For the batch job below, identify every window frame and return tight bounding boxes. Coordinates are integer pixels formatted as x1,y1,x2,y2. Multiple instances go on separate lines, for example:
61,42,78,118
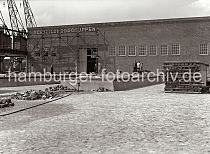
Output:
118,45,126,56
138,45,147,56
160,44,168,56
34,48,40,57
51,47,57,57
199,43,208,55
128,45,136,56
109,46,116,56
43,47,49,57
171,44,180,55
149,44,157,56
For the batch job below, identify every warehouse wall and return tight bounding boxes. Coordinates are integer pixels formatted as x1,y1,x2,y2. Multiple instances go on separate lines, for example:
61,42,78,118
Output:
101,19,210,73
28,17,210,74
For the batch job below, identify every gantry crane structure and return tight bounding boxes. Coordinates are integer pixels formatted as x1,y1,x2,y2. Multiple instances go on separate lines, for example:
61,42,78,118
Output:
7,0,27,51
21,0,38,72
23,0,37,28
0,0,29,73
0,10,9,72
7,0,25,32
0,10,7,28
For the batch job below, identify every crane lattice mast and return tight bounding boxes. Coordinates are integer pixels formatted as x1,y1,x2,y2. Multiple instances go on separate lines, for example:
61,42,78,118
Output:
23,0,37,28
0,10,10,35
0,10,6,27
7,0,25,32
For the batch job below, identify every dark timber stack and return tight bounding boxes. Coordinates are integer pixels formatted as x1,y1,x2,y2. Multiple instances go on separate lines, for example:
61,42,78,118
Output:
163,61,209,94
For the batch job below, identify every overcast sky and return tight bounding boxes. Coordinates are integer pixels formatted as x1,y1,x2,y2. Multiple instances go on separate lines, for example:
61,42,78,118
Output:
1,0,210,27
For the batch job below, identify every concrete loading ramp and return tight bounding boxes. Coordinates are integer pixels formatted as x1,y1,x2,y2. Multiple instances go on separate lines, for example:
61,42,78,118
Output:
0,75,162,91
61,76,163,91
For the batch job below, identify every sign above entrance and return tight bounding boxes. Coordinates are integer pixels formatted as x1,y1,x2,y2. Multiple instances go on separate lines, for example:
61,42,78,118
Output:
31,27,97,35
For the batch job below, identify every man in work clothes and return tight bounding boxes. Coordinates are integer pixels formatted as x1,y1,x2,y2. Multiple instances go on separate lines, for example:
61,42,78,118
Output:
137,61,141,73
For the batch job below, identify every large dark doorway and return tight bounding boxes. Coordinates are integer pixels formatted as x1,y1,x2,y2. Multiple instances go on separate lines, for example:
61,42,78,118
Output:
87,48,98,74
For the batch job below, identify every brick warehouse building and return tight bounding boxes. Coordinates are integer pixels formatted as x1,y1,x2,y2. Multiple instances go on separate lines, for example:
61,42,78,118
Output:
28,16,210,74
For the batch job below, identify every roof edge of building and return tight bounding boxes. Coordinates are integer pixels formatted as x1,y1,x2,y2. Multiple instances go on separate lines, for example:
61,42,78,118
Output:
29,16,210,30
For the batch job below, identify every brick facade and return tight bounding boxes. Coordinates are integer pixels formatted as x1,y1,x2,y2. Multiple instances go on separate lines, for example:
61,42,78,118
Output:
28,16,210,74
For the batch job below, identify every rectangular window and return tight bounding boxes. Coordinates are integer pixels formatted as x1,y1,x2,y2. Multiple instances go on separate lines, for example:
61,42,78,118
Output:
61,58,68,64
51,47,57,56
128,45,136,56
138,45,147,56
160,45,168,55
199,44,208,55
118,46,126,56
43,47,49,57
109,46,116,56
42,56,47,61
171,44,180,55
35,48,40,57
149,45,157,56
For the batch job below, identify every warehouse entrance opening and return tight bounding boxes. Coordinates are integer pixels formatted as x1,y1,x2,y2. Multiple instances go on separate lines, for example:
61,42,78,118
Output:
87,48,98,74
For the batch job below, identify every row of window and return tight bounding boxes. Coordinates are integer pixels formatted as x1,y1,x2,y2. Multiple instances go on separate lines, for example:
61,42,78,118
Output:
34,47,57,57
109,44,180,56
109,44,209,56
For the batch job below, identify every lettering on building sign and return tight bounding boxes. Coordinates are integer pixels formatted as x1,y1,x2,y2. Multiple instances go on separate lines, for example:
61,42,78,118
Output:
32,27,97,35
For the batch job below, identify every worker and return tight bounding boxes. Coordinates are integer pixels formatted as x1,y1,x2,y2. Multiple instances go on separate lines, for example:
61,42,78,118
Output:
50,64,54,74
98,62,101,74
137,61,141,73
94,63,98,73
31,64,34,73
140,63,144,74
134,61,137,72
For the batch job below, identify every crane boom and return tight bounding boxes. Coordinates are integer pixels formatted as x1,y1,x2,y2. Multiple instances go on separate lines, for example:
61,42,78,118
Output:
7,0,25,32
0,10,6,27
0,10,10,35
23,0,37,28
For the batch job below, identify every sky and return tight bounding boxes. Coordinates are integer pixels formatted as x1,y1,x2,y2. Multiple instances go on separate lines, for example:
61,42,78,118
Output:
1,0,210,27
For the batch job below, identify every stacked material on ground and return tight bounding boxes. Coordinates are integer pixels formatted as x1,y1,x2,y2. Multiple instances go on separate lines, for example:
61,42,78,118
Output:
0,98,14,108
12,85,73,100
93,87,111,92
163,61,209,94
48,85,74,92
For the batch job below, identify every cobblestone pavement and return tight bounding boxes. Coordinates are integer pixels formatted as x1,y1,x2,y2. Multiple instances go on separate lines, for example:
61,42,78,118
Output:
0,84,210,154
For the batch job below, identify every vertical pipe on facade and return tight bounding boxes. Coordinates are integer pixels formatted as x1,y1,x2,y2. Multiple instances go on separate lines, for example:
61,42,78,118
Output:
58,29,61,73
76,32,79,73
50,34,53,67
41,34,44,73
96,30,98,74
66,36,69,64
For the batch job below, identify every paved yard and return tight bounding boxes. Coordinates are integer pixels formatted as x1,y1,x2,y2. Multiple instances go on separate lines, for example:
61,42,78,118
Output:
0,84,210,154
